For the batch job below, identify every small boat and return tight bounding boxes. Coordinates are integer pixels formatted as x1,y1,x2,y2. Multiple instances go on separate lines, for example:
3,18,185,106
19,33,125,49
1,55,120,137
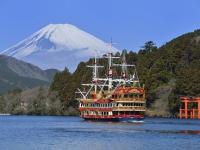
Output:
76,47,146,122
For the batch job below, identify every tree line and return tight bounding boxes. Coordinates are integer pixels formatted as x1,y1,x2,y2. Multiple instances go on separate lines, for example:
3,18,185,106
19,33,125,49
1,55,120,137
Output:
1,29,200,116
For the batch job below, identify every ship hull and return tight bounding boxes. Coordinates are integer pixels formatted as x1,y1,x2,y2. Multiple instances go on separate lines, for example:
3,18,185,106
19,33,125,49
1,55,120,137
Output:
81,115,144,122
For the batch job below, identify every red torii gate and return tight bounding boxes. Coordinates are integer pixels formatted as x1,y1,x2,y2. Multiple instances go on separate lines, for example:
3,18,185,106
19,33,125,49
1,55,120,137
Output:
180,96,200,119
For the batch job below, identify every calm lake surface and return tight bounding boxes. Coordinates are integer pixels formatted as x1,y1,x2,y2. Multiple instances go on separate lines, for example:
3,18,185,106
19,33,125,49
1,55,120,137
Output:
0,116,200,150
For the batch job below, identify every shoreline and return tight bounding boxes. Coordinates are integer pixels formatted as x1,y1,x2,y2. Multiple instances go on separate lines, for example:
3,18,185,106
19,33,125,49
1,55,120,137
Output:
0,113,11,116
0,114,180,119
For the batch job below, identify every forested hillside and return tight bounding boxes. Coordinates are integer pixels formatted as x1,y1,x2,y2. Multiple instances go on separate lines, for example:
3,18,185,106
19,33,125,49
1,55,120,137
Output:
49,29,200,117
0,55,58,94
1,29,200,116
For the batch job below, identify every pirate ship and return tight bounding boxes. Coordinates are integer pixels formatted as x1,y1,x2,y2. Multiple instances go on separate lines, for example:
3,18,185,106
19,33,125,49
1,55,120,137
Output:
76,47,146,122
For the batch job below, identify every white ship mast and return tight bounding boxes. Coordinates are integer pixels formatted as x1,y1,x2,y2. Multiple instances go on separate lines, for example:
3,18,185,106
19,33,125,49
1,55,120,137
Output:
76,41,141,100
87,54,104,94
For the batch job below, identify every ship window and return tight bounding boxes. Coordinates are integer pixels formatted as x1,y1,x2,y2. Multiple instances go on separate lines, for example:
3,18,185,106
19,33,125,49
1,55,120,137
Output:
112,95,117,99
132,93,137,97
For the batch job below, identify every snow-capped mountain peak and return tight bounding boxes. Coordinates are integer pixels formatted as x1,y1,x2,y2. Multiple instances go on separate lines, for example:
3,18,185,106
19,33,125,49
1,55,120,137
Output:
1,24,119,71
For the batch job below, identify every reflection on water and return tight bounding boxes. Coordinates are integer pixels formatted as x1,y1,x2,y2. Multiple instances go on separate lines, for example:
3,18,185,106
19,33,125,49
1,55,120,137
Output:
140,129,200,135
0,116,200,150
179,130,200,135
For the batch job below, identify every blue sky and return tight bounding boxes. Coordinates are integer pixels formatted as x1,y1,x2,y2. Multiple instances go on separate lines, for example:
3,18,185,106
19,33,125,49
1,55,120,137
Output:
0,0,200,51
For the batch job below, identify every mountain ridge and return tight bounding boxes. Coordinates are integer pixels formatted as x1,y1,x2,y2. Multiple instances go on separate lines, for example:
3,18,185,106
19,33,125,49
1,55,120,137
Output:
0,55,58,94
1,24,119,71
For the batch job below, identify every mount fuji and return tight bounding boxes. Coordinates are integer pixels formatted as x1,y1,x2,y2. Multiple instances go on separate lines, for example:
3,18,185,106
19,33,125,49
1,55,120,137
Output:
1,24,118,71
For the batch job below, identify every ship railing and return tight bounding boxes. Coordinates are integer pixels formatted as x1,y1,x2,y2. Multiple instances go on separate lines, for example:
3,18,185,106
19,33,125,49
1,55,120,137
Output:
114,98,145,102
113,106,146,111
79,107,112,111
113,114,144,118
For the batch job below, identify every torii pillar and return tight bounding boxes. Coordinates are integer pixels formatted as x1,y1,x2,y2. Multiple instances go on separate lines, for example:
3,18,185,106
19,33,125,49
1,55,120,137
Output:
184,99,188,119
197,97,200,119
180,97,189,119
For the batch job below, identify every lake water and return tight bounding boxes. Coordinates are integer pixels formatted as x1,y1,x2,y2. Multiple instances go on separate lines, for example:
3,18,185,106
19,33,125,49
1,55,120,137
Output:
0,116,200,150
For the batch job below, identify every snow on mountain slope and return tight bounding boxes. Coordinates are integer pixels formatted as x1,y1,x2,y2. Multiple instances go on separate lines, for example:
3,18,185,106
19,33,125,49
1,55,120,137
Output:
1,24,119,71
